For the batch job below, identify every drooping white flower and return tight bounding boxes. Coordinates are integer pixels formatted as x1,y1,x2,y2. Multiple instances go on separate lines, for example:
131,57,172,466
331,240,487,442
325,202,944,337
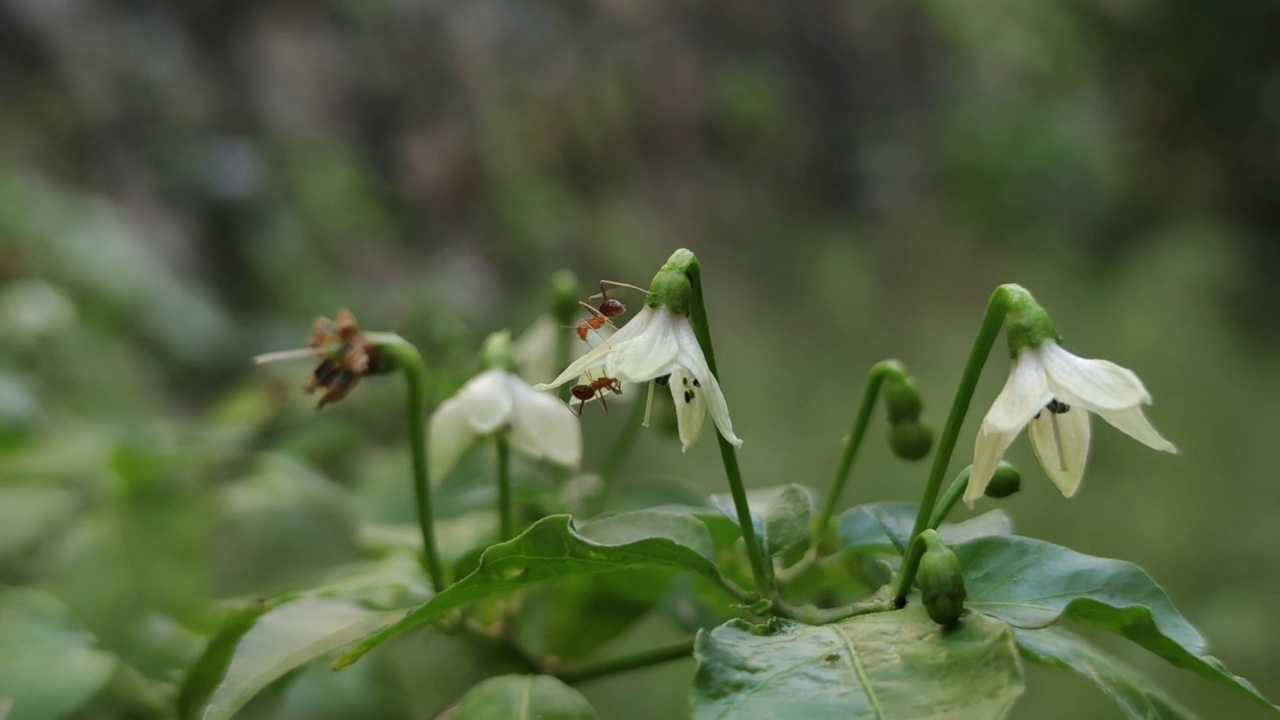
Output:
966,340,1176,507
429,369,581,483
535,305,741,451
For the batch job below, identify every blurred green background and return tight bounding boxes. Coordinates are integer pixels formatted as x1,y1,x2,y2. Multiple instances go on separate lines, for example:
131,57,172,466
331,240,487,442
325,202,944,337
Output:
2,0,1278,718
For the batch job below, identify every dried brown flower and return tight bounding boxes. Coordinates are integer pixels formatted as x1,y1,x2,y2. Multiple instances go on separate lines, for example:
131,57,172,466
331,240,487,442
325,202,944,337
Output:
302,310,380,408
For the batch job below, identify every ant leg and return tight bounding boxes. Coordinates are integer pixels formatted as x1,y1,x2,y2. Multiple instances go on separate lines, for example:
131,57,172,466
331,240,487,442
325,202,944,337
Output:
598,390,609,414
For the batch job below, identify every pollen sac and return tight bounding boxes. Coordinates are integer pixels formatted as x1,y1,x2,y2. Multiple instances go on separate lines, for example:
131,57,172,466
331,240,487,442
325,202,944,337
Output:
917,530,967,627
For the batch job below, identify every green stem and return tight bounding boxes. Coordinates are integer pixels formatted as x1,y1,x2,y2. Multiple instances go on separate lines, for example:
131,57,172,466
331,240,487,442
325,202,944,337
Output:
496,435,513,541
891,287,1017,606
685,259,773,597
926,467,972,531
370,334,447,592
811,360,907,550
558,639,697,684
774,594,895,625
600,392,647,482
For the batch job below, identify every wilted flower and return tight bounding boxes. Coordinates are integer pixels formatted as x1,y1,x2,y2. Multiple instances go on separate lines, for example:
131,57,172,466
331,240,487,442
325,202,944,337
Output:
966,340,1176,507
254,310,380,408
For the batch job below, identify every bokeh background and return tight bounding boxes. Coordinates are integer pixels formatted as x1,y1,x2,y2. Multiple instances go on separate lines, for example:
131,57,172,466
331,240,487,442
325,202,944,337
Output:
2,0,1279,718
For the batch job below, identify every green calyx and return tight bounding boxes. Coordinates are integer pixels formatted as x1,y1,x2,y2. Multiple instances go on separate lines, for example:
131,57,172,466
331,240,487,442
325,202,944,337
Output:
645,248,697,316
479,330,516,372
999,284,1061,356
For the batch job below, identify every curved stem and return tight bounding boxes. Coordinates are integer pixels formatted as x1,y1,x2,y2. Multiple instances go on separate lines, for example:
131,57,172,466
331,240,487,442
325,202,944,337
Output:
371,334,448,592
811,360,907,550
926,466,972,531
891,287,1017,606
496,435,513,541
558,639,696,684
685,260,773,597
774,593,895,625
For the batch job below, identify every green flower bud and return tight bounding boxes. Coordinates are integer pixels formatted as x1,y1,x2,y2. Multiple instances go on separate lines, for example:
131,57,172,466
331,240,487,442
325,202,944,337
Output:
984,461,1022,499
549,269,580,326
479,330,516,372
883,374,924,423
917,529,966,627
889,420,933,461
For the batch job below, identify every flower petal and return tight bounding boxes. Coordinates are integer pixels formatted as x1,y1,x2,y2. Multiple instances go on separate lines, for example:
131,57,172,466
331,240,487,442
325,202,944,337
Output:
461,369,515,434
673,320,741,447
668,369,709,451
512,316,561,385
1094,406,1178,453
535,307,656,391
605,308,680,382
983,350,1053,433
428,394,478,484
509,383,582,468
1039,342,1152,411
1028,405,1091,498
966,426,1019,508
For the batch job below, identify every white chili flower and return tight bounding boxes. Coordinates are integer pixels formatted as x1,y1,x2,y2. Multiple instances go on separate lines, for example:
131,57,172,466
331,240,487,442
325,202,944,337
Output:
966,340,1176,507
430,368,582,483
536,305,741,451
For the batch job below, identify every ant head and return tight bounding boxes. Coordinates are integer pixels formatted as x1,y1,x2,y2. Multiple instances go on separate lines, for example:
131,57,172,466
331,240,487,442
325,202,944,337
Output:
571,384,596,401
599,298,625,317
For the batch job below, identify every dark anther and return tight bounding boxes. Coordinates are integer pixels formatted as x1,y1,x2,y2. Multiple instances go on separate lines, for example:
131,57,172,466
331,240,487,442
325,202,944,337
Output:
1046,399,1070,414
692,378,701,387
683,390,695,404
655,374,671,386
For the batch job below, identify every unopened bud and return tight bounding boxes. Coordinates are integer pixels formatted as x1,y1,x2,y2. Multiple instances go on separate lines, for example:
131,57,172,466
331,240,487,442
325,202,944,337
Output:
480,330,515,372
883,375,924,424
889,420,933,461
917,529,966,627
984,461,1022,499
550,270,580,325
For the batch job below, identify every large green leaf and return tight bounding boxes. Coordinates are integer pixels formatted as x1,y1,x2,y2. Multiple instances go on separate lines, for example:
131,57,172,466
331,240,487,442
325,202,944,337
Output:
334,513,728,669
0,589,118,720
447,675,597,719
690,606,1025,719
178,599,280,720
956,535,1279,713
712,485,813,558
1014,626,1195,720
195,598,399,720
839,501,1013,555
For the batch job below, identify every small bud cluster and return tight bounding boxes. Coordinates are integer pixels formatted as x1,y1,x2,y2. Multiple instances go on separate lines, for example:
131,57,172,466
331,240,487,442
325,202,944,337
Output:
883,374,933,460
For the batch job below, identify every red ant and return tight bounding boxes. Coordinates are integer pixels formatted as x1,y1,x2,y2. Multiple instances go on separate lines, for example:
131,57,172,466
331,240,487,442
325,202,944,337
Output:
574,280,648,342
570,375,623,416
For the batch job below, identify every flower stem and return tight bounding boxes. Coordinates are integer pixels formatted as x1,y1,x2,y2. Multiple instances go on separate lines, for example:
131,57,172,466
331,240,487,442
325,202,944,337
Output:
890,286,1019,606
369,334,447,592
496,435,514,541
557,639,696,684
685,258,773,597
811,360,907,550
601,393,647,482
926,466,972,531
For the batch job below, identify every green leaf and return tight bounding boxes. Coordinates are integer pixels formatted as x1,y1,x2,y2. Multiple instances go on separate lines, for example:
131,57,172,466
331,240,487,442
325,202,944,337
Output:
577,510,716,562
197,598,399,720
1014,626,1195,720
956,535,1279,713
691,606,1024,719
0,484,78,562
448,675,597,719
178,599,279,720
0,589,118,720
712,485,813,557
838,501,1012,555
334,514,728,669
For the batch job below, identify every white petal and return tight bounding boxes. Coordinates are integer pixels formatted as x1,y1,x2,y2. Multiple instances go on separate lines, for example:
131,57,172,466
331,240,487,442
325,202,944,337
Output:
672,319,741,447
668,369,709,451
1039,342,1152,411
966,427,1019,508
605,308,680,382
508,383,582,468
428,394,478,484
1028,405,1091,498
1094,406,1178,453
512,316,561,385
983,350,1053,433
535,307,656,390
460,369,516,433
